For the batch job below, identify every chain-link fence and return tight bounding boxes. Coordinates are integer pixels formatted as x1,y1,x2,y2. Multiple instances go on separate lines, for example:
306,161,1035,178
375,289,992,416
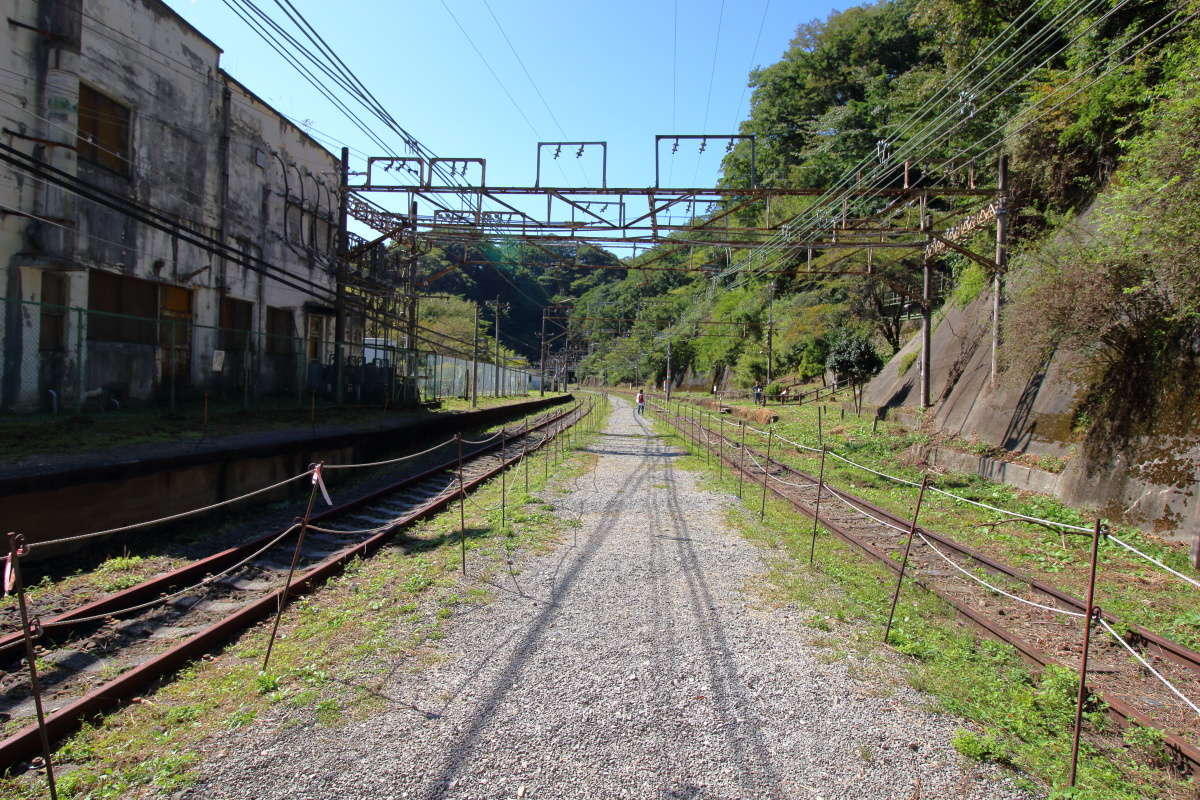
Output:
0,297,538,414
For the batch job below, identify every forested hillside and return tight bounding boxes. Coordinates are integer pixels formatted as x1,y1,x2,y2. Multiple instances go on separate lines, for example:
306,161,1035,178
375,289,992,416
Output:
568,0,1197,424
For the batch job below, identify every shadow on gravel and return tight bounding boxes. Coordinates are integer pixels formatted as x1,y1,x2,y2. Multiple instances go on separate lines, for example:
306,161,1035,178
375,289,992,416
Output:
417,413,658,800
660,445,786,799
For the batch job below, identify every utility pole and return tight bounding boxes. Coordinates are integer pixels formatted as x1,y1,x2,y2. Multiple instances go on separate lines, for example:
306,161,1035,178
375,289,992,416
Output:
334,147,349,404
404,200,419,405
991,154,1008,388
470,301,479,408
493,293,502,398
665,338,672,402
766,282,775,384
539,309,546,397
920,193,932,409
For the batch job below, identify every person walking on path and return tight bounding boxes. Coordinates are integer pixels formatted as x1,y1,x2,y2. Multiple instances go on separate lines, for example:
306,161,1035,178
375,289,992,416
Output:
636,390,646,415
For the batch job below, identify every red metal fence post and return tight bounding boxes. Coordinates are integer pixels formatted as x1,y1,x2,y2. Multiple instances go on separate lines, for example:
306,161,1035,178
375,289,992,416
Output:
809,446,827,564
457,434,467,574
883,475,930,644
759,427,774,521
263,463,321,671
737,422,747,499
1069,519,1105,787
6,533,58,800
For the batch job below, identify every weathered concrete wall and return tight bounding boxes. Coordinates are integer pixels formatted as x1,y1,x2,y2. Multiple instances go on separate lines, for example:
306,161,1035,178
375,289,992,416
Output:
865,292,1198,549
0,0,340,411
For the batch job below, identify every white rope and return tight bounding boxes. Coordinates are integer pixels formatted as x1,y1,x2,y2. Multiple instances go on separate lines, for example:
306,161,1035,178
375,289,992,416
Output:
916,531,1085,618
1106,534,1200,591
926,484,1092,533
826,450,923,488
43,523,302,627
767,470,818,490
323,438,453,470
1098,617,1200,718
824,485,912,534
773,432,823,454
461,431,504,445
28,470,315,551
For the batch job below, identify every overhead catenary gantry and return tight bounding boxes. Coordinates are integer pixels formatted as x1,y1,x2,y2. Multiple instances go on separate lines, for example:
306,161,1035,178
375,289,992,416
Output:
340,138,1009,408
344,135,999,266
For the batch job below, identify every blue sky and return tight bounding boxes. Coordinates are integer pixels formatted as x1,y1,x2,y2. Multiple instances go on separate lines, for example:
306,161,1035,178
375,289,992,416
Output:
165,0,842,191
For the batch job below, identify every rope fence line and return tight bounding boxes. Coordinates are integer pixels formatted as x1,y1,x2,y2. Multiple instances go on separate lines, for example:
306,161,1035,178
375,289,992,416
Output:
1098,617,1200,719
915,531,1086,618
1107,533,1200,591
677,395,1096,533
322,438,453,471
28,471,315,551
41,524,302,628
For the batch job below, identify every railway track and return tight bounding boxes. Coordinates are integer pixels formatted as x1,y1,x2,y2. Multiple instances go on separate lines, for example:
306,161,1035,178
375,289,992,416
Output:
651,398,1200,775
0,399,592,770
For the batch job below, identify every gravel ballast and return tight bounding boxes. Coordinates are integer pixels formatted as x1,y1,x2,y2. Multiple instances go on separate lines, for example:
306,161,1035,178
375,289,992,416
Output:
179,396,1031,800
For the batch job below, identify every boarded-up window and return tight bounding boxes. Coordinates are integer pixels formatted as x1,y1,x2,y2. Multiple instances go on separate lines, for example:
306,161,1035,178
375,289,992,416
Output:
77,84,130,175
219,297,253,352
313,217,331,254
286,203,304,245
160,286,192,380
40,273,67,351
265,307,295,354
87,270,155,343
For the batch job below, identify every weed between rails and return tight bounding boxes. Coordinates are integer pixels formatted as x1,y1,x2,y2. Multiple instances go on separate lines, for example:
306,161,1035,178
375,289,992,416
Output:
653,414,1193,800
0,399,611,800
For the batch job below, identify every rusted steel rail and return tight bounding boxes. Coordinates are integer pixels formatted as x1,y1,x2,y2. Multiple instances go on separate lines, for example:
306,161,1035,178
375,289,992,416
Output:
0,401,591,770
651,397,1200,775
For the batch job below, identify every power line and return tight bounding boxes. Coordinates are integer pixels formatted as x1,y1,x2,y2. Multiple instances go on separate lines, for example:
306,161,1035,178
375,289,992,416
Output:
478,0,586,185
732,0,770,131
438,0,541,139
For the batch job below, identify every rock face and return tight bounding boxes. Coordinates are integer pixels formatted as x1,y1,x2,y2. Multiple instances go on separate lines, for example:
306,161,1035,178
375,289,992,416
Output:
864,293,1199,550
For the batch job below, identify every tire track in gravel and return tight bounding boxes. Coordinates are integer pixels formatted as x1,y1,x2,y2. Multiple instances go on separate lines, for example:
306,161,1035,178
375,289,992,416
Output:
655,436,785,799
418,422,661,798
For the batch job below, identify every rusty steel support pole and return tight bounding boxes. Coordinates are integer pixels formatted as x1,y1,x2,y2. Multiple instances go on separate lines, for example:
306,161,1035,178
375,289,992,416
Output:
500,430,507,531
883,476,931,644
457,435,467,574
809,446,827,564
7,533,58,800
818,404,824,447
1069,519,1105,787
263,466,320,671
523,434,530,495
737,422,747,498
759,427,774,521
718,416,725,478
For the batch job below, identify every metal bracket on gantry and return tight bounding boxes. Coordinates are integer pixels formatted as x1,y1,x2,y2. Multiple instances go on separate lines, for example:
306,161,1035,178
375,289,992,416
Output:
535,141,608,188
429,158,486,188
356,156,427,189
655,134,756,189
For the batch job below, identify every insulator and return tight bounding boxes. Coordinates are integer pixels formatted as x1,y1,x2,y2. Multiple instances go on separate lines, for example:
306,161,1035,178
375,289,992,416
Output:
671,138,679,154
698,139,707,154
576,146,585,158
554,145,562,159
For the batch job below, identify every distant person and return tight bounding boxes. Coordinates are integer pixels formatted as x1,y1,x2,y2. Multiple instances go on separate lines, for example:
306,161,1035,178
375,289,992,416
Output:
753,382,763,406
636,390,645,415
779,386,789,403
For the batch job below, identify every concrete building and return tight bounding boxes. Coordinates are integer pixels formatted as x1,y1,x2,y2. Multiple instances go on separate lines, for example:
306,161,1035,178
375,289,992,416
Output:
0,0,349,412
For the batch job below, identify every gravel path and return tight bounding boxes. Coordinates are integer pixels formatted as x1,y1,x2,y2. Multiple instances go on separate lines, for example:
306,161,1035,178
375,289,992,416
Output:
179,396,1032,800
